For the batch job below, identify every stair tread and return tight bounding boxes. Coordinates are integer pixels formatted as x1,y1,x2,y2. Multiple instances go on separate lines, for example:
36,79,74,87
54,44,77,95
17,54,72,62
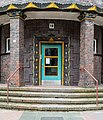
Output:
0,87,103,93
0,102,102,107
0,86,103,111
0,96,103,101
0,103,101,111
0,91,103,95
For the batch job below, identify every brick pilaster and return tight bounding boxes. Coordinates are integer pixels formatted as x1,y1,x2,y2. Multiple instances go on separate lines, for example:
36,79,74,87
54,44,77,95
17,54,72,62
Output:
0,25,2,83
8,11,26,86
78,12,96,87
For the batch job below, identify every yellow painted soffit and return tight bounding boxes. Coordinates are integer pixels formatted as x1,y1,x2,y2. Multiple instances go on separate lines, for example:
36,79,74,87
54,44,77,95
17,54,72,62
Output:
67,3,80,10
25,2,38,9
88,5,97,12
7,4,18,11
46,2,59,9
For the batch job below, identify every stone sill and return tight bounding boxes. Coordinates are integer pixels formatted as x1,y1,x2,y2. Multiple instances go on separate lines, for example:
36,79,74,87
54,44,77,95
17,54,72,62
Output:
0,52,10,56
94,54,103,57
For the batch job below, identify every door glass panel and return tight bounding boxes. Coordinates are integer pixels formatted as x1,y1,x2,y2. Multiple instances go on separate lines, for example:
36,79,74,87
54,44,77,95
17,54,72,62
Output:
45,47,58,76
45,58,58,66
45,48,58,56
45,67,58,76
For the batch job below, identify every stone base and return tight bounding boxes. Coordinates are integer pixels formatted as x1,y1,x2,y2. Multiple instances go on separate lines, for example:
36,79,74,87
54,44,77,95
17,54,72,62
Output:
78,79,95,88
78,79,85,87
42,80,61,86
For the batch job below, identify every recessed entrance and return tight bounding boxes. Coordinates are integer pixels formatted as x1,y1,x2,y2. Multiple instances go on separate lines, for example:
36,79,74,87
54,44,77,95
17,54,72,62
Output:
41,43,62,86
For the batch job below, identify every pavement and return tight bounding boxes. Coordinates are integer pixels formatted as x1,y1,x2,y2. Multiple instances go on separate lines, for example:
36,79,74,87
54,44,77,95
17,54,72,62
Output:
0,109,103,120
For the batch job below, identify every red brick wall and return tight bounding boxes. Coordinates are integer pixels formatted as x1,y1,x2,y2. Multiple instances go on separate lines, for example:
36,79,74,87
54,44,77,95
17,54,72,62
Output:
94,25,102,84
0,24,10,83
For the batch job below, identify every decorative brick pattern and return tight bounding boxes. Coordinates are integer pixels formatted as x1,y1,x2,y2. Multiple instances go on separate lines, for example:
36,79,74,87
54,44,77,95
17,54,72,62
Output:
70,34,80,86
24,20,80,86
33,37,39,85
64,38,70,85
24,37,33,85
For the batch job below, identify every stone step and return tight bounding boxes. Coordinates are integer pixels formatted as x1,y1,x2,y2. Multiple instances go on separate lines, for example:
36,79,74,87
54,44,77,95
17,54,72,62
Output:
0,102,102,111
0,86,103,93
0,96,103,104
0,86,103,111
0,91,103,98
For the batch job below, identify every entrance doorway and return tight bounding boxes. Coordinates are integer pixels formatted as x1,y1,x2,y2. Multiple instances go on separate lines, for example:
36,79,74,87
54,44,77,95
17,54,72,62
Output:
41,43,62,86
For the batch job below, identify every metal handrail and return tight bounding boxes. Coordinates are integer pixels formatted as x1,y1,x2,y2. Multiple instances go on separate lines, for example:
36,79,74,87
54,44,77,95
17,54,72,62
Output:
80,67,98,106
7,67,20,104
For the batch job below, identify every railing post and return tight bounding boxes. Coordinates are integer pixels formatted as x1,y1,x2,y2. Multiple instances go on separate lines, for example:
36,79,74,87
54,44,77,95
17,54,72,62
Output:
96,81,98,106
81,67,98,106
6,67,21,104
7,80,9,104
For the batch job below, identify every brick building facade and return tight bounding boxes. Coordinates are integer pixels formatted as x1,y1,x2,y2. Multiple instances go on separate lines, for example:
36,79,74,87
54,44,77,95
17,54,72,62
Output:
0,1,103,87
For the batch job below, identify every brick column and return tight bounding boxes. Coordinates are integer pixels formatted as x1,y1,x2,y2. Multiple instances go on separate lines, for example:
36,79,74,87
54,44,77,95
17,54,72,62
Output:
0,25,2,83
8,11,26,86
78,12,96,87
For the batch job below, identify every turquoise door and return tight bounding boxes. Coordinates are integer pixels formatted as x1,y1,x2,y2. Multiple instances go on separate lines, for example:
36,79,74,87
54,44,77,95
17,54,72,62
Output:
41,44,62,81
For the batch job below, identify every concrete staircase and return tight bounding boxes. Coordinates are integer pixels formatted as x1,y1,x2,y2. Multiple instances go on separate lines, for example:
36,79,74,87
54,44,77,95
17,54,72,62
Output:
0,86,103,111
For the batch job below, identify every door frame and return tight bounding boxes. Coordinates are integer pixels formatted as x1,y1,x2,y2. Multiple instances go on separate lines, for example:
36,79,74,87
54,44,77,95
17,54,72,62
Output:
39,41,64,86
